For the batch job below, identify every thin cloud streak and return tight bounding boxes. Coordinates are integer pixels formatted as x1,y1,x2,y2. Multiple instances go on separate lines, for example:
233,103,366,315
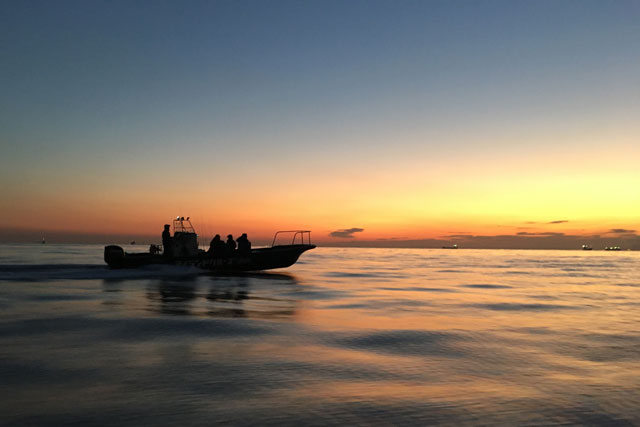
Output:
516,232,565,236
524,220,570,225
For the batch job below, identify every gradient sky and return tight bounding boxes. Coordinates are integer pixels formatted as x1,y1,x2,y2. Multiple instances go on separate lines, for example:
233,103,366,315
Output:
1,0,639,247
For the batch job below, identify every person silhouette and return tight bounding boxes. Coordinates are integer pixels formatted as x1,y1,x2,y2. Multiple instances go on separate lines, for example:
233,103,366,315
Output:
162,224,173,257
237,233,251,256
226,234,236,256
208,234,225,257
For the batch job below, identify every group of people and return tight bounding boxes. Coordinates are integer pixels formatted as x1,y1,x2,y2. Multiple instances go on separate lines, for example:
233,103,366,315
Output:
160,224,252,258
208,233,251,257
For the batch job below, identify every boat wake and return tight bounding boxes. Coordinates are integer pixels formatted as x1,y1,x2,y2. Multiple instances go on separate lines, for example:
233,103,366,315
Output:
0,263,204,282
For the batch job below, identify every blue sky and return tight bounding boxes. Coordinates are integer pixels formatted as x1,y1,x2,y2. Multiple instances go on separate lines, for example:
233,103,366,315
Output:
4,0,637,148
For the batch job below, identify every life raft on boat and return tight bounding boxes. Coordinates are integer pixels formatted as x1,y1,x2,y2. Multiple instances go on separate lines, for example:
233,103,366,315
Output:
104,218,315,272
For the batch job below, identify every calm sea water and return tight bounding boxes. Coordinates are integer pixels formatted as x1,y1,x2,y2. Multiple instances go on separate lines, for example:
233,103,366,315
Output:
1,244,639,426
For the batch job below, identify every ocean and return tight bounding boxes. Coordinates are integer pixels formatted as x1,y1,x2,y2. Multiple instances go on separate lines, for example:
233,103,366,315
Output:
1,244,639,425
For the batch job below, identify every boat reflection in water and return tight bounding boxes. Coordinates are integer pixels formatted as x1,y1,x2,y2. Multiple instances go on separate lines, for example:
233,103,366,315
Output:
139,272,300,319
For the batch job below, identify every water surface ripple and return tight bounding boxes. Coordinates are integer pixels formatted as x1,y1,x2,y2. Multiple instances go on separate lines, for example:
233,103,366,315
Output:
0,245,639,425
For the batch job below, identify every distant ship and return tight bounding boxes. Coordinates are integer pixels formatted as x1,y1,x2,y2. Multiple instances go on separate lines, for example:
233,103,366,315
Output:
130,240,136,245
581,244,592,250
442,244,458,249
604,246,621,251
104,217,315,272
41,237,46,244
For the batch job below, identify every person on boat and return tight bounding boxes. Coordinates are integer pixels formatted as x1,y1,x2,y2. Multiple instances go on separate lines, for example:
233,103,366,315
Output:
208,234,225,257
237,233,251,256
162,224,174,257
226,234,237,256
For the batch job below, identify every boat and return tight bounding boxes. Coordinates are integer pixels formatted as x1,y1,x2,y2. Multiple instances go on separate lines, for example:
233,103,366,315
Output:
581,244,592,250
604,246,621,251
442,244,458,249
104,217,315,272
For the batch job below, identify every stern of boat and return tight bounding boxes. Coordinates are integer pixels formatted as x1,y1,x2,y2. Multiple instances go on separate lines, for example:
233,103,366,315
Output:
104,245,125,268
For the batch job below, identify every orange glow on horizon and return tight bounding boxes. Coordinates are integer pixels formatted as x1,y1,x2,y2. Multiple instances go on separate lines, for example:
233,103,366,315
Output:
3,135,638,245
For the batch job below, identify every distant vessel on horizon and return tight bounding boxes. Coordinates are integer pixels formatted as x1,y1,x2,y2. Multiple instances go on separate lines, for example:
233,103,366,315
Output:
581,244,592,250
604,246,621,251
442,244,458,249
41,237,45,244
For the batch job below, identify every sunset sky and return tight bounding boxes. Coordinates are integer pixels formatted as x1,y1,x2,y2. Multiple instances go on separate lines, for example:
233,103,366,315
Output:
1,0,639,248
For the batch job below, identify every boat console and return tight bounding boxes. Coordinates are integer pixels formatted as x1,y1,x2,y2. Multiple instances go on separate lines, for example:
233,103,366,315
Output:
172,217,199,257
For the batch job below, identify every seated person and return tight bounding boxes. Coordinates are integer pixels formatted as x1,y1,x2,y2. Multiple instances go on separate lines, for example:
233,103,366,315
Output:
208,234,226,257
225,234,236,256
237,233,251,256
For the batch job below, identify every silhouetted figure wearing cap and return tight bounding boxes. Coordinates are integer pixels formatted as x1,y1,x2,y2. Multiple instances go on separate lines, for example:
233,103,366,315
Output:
208,234,225,258
237,233,251,256
162,224,174,258
226,234,236,257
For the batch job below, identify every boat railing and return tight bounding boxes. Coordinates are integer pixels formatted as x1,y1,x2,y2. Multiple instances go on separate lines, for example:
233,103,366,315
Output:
272,230,312,247
173,217,195,234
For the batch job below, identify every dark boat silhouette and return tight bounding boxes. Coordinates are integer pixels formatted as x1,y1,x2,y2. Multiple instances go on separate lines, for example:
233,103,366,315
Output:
442,244,458,249
581,244,592,250
104,218,315,272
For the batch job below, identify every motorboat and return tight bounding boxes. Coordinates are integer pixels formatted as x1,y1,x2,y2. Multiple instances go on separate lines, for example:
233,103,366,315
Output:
104,217,315,271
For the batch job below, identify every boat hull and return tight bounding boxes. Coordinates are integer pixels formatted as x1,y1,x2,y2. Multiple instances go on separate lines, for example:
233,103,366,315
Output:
104,244,315,272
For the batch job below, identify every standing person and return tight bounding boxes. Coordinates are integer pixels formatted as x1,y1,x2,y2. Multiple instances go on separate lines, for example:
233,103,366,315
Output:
237,233,251,256
162,224,173,257
226,234,236,256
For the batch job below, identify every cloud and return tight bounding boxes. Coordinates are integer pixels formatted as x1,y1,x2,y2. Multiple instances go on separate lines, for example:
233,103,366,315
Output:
517,232,566,236
330,228,364,238
523,220,568,224
610,229,636,234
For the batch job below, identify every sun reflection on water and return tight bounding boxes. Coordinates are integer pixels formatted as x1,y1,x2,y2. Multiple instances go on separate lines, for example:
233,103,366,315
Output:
0,246,639,424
